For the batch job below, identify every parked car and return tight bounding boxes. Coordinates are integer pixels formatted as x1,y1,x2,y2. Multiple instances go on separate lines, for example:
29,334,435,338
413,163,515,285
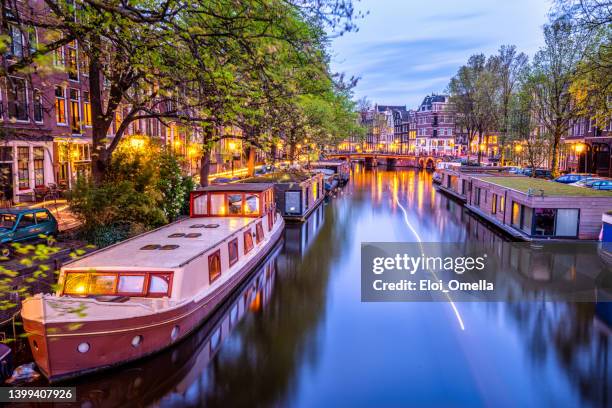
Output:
554,173,596,184
0,208,58,257
586,179,612,191
569,177,603,187
506,166,522,174
522,168,553,179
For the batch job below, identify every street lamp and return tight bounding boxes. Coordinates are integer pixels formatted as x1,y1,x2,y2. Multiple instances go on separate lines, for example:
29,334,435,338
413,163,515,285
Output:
575,143,586,173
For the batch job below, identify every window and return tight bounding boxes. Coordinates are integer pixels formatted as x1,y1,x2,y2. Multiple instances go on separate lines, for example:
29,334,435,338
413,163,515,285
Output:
499,195,505,213
63,273,89,295
55,87,66,124
556,209,579,237
35,211,49,223
149,275,170,295
192,193,208,215
80,52,90,76
33,89,43,122
34,147,44,187
54,45,65,66
521,207,533,234
244,194,260,215
210,194,225,215
69,89,80,133
474,187,481,205
228,194,243,215
491,193,497,214
7,25,24,58
511,202,521,228
244,230,254,254
18,213,35,227
255,222,264,243
67,42,78,81
89,274,116,295
118,275,145,294
208,250,222,283
82,91,91,126
17,147,29,190
228,238,239,266
533,208,555,236
7,78,28,121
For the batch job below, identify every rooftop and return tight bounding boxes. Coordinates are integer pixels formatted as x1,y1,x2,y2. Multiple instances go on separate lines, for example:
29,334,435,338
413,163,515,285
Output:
476,176,612,197
65,216,257,269
243,171,313,183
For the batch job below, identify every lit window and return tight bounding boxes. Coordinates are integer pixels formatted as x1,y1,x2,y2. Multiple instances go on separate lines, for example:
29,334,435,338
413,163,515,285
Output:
255,222,264,243
244,194,260,215
63,273,89,295
55,87,66,124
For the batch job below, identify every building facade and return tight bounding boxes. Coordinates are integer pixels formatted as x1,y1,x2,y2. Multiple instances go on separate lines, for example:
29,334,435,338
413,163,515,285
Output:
414,95,455,156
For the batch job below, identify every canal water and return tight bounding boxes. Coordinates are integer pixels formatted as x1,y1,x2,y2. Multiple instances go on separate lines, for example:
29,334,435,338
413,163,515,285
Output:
25,167,612,407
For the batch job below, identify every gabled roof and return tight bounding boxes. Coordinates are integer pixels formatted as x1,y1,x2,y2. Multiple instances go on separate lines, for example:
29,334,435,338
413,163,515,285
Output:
376,105,407,113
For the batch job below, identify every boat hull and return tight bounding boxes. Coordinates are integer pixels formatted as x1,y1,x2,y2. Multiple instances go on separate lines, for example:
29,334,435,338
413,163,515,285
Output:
22,221,284,382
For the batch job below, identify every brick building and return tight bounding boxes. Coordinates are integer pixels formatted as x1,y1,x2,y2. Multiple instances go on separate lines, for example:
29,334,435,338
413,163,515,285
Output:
414,94,455,156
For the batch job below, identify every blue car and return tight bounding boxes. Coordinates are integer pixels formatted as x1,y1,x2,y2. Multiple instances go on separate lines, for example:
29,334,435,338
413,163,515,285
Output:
0,208,58,257
554,173,595,184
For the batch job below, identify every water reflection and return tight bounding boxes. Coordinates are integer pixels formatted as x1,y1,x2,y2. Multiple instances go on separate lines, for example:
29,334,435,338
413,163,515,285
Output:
16,167,612,407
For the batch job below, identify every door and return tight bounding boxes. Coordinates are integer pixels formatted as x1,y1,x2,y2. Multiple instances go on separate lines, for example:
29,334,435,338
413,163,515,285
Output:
0,163,13,205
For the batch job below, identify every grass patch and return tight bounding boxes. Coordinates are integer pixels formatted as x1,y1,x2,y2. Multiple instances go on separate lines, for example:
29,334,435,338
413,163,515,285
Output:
243,170,313,184
476,176,612,197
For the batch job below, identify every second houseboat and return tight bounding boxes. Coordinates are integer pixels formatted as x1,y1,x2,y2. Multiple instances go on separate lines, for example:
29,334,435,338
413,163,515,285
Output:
21,183,284,381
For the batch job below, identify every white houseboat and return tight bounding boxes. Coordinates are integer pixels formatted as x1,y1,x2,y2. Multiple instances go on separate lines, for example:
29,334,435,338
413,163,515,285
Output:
21,183,284,381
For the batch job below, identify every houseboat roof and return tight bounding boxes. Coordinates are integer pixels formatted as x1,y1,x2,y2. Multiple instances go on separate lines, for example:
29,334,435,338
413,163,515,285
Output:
64,216,258,270
243,171,315,184
476,176,612,197
195,183,274,193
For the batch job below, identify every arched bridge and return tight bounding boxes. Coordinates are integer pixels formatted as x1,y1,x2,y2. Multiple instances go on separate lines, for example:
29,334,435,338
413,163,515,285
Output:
325,152,448,169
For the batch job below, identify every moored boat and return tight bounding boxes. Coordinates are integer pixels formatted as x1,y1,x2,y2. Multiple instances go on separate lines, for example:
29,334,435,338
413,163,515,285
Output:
309,160,350,184
21,183,284,381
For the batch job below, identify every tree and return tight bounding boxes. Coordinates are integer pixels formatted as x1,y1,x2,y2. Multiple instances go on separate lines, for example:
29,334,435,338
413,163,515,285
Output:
487,45,529,165
527,17,587,177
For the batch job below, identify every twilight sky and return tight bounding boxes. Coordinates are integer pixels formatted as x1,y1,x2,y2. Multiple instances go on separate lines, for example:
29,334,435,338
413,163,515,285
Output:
330,0,552,108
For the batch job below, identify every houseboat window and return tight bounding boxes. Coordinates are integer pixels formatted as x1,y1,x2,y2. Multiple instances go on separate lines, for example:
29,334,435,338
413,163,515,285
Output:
89,274,116,295
491,194,498,214
499,196,505,213
210,194,225,215
193,193,208,215
244,230,254,254
228,194,243,215
208,250,222,283
255,222,264,243
228,238,239,266
285,191,301,214
118,275,145,294
64,273,90,295
521,206,533,234
533,208,555,236
511,202,520,227
149,275,170,294
474,188,481,205
244,194,260,215
555,209,579,237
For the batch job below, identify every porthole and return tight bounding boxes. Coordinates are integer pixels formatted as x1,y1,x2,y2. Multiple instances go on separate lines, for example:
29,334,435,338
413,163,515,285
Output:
185,233,202,238
159,244,180,250
77,342,90,353
171,326,180,340
131,335,143,347
205,224,220,229
168,233,186,238
190,224,206,229
140,244,161,250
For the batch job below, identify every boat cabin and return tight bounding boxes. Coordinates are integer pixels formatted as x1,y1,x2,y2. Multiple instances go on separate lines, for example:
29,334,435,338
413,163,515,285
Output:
309,160,350,183
56,183,280,301
190,184,275,217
